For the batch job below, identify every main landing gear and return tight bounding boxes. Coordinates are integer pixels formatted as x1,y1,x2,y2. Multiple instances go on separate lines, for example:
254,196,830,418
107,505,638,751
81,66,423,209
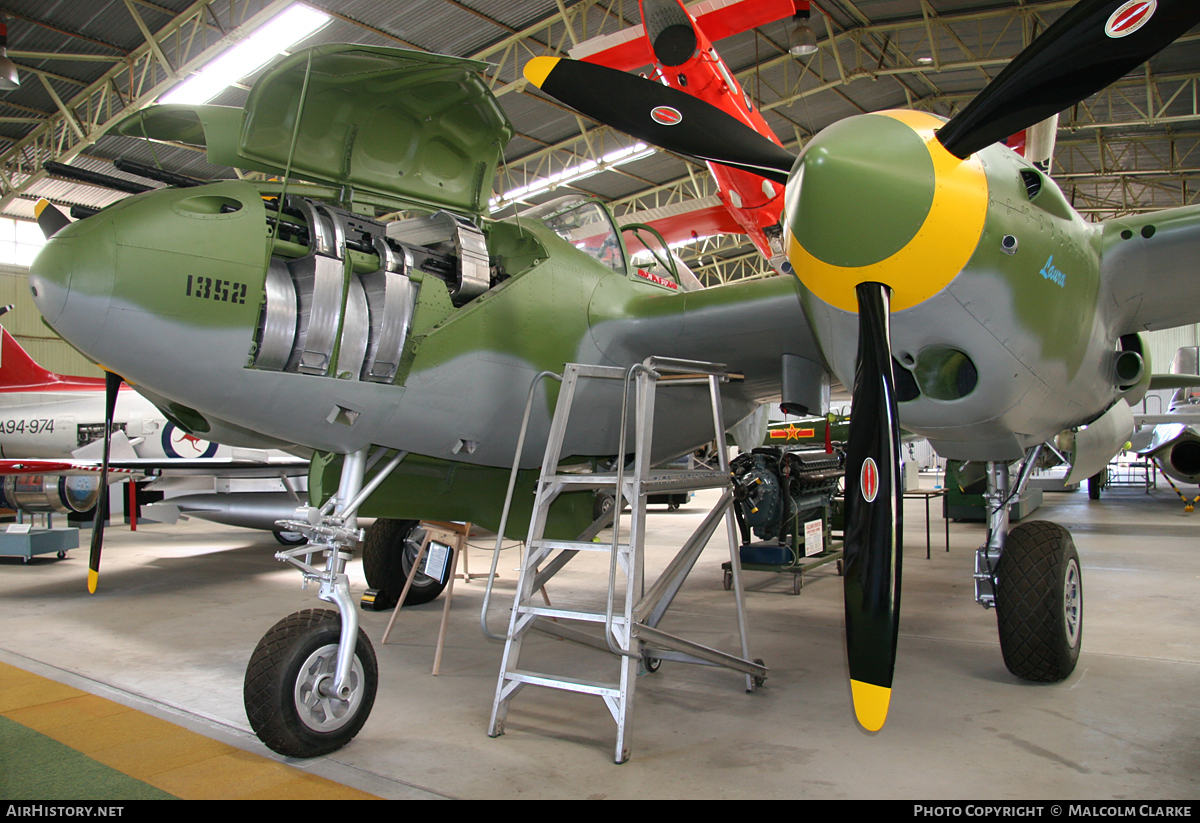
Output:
243,447,406,758
974,447,1083,682
361,519,453,608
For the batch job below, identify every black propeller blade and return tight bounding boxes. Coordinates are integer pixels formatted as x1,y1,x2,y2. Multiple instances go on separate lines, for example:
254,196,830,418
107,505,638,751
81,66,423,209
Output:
34,199,70,239
87,370,122,594
937,0,1200,159
523,57,795,185
842,282,903,732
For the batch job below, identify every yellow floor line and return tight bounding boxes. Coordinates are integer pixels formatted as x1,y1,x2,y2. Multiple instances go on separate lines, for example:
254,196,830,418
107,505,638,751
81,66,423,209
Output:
0,661,378,800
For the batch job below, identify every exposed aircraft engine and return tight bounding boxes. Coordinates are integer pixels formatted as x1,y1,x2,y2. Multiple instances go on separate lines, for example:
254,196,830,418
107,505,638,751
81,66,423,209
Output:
0,474,101,514
251,196,493,381
731,447,843,552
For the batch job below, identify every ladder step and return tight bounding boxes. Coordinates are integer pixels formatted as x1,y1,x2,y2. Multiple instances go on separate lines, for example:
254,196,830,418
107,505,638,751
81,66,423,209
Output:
517,605,628,624
503,669,622,699
545,470,731,493
531,538,628,553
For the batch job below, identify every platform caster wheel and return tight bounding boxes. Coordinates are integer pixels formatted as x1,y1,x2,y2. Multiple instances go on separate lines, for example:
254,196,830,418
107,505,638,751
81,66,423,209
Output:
751,658,767,690
792,574,803,595
362,519,452,608
995,521,1082,682
56,550,67,559
244,609,378,758
642,655,661,674
723,568,732,591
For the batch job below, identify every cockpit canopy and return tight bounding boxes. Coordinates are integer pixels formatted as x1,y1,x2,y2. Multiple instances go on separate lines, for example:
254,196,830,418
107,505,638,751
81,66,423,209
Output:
520,197,627,275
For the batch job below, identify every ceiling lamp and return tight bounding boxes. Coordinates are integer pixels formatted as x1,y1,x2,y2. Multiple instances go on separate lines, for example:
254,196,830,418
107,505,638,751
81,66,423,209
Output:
0,22,21,90
159,4,330,105
788,2,818,58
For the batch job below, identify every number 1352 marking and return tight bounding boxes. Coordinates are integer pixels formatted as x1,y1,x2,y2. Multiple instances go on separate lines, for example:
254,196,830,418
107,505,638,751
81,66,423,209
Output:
186,275,247,304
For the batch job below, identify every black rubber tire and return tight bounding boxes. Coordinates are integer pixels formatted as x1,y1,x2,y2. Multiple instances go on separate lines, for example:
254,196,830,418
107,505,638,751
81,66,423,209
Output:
272,528,306,546
243,609,378,758
995,521,1083,682
593,491,615,522
1087,471,1104,500
362,519,451,606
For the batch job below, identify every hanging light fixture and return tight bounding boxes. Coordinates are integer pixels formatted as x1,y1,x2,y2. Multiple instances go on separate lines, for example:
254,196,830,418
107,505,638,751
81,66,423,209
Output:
0,20,21,90
788,2,818,58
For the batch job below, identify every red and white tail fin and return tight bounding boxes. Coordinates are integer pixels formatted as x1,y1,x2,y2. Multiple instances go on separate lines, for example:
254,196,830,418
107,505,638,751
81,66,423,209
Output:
0,326,62,389
0,325,104,391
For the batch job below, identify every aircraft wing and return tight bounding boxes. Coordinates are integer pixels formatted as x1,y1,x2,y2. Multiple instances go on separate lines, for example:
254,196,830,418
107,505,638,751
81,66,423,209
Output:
0,456,307,480
1105,205,1200,334
620,195,743,252
569,0,799,71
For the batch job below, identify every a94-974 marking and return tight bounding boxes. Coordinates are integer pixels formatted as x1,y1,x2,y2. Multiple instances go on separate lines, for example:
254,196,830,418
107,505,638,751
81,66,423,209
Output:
1,419,54,434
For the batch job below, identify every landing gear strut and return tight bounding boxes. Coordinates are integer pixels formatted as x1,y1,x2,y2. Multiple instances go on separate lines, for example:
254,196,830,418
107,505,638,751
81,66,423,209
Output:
974,445,1082,682
243,447,406,758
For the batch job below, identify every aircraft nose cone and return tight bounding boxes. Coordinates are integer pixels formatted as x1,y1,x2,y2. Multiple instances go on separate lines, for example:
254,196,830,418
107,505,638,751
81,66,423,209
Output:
28,235,74,325
785,109,989,313
27,217,114,350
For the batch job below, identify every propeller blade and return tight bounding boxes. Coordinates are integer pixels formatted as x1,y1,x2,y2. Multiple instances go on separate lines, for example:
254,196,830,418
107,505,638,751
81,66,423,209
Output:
938,0,1200,159
842,282,903,732
34,199,70,240
87,370,122,594
523,56,795,185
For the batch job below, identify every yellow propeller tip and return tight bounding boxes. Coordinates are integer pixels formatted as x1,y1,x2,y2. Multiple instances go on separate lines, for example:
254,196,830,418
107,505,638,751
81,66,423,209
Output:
87,568,98,594
34,199,51,218
850,679,892,732
523,56,559,88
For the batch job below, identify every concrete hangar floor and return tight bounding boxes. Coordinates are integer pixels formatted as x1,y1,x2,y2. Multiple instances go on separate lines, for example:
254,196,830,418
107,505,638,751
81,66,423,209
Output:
0,482,1197,800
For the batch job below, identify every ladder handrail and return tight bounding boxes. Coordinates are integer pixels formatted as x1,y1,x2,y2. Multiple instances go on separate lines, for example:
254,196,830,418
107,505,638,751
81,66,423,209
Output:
605,362,659,658
480,369,563,642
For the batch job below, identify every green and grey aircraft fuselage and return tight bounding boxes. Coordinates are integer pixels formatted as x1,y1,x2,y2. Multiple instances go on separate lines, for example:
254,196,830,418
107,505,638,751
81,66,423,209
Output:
788,109,1187,464
28,179,811,478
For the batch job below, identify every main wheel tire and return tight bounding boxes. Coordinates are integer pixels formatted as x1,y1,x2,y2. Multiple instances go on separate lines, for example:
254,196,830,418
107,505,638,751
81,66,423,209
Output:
995,521,1083,682
593,491,615,522
361,519,452,607
244,609,378,758
273,529,306,546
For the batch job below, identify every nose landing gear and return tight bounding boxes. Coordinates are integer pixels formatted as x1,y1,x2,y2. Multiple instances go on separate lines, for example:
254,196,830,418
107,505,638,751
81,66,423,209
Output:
244,447,405,758
244,608,378,757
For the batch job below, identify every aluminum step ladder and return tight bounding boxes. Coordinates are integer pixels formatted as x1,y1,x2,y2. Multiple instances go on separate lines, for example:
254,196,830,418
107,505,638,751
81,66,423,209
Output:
486,357,767,763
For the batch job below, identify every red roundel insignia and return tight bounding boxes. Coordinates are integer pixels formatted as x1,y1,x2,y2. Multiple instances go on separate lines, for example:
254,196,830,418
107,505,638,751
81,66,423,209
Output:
1105,1,1156,38
860,457,879,503
651,106,682,126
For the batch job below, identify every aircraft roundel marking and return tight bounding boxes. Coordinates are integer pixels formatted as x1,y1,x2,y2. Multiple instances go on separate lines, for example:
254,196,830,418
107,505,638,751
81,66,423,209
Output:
1105,1,1156,39
860,457,879,503
161,423,218,459
651,106,682,126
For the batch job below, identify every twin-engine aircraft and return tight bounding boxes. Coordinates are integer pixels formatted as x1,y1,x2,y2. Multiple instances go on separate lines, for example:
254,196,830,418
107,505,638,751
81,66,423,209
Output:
26,0,1200,758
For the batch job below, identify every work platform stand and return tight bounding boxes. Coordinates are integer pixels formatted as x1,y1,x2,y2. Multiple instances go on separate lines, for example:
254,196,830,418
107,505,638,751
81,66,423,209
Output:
487,357,768,764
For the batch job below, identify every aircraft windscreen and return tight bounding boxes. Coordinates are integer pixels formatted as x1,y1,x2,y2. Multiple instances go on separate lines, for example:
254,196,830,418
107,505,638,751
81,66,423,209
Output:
524,197,626,275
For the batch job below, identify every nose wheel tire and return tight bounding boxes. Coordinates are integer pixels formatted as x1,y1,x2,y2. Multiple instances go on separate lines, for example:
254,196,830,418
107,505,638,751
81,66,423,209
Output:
994,521,1082,682
244,609,378,758
362,519,452,607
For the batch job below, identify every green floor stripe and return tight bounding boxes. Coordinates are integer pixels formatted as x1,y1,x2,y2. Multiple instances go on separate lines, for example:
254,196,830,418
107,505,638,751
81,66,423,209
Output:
0,715,177,800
